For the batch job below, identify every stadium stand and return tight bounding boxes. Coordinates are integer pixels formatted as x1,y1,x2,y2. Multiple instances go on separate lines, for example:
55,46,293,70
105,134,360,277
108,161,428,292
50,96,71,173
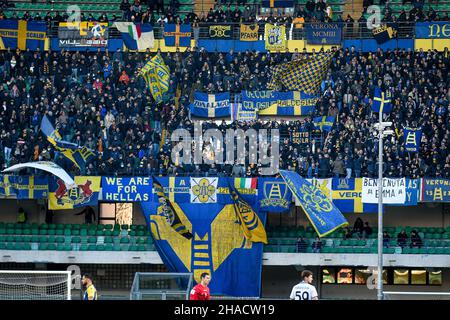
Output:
0,221,449,254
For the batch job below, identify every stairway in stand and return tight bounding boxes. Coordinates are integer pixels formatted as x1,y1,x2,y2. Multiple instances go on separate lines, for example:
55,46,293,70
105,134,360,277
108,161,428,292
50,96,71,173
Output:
343,0,364,21
194,0,216,16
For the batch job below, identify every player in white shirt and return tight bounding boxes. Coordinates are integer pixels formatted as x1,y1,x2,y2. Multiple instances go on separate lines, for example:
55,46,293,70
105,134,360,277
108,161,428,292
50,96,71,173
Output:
290,270,319,300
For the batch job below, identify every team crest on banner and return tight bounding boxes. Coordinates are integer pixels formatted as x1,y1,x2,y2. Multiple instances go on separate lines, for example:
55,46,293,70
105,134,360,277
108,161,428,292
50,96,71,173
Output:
141,177,265,297
258,178,292,213
190,178,218,203
265,24,286,51
49,176,101,210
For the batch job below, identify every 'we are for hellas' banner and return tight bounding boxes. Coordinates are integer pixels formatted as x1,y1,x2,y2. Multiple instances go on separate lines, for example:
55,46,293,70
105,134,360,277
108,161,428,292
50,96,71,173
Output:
362,178,406,204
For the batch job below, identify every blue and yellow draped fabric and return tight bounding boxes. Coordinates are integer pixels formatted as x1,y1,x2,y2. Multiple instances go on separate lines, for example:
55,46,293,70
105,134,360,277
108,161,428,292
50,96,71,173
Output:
257,91,316,116
422,179,450,202
331,178,379,213
229,184,268,244
139,54,170,103
40,115,95,169
189,92,231,118
163,24,191,47
0,20,46,50
142,177,264,297
313,116,335,132
257,178,292,213
153,176,193,239
280,170,348,237
264,24,286,51
404,127,422,153
48,176,101,210
372,86,392,113
262,0,294,8
11,176,48,199
0,175,17,197
268,51,334,94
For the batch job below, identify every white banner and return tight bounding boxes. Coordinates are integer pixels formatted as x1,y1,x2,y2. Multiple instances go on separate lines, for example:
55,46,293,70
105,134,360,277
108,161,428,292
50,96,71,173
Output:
3,161,76,189
190,177,218,204
362,178,406,204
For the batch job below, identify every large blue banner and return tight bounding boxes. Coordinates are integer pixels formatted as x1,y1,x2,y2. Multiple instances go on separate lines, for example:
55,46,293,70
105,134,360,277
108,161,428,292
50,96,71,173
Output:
0,20,46,50
189,92,230,118
306,23,342,45
422,179,450,202
102,177,152,202
258,178,292,213
242,91,317,116
141,177,265,297
280,170,348,237
0,175,17,197
11,176,48,199
415,22,450,38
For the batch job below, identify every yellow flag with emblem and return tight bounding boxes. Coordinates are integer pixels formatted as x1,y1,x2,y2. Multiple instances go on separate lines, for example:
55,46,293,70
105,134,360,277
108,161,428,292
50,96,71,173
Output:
229,184,267,244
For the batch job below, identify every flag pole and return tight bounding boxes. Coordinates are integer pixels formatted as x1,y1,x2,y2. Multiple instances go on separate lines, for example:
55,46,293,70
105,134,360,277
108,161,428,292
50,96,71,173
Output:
377,109,384,300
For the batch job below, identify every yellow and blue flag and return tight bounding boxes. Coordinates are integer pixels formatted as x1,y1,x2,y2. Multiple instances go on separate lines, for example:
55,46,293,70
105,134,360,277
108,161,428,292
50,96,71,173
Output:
313,116,335,132
372,86,392,113
40,115,95,169
331,178,379,213
153,176,193,239
404,127,422,153
0,20,46,50
11,176,48,199
163,24,191,47
280,170,348,237
262,0,294,8
189,92,231,118
229,183,268,244
258,178,292,213
0,175,17,197
142,177,266,297
48,176,101,210
139,54,170,103
268,51,334,94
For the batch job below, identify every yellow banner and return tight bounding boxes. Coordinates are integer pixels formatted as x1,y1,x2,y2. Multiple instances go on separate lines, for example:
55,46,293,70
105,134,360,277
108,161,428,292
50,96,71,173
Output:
240,24,259,41
265,24,286,51
49,176,101,210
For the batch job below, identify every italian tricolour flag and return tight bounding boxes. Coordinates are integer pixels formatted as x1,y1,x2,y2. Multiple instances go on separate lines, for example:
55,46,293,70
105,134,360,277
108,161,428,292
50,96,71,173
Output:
234,178,257,189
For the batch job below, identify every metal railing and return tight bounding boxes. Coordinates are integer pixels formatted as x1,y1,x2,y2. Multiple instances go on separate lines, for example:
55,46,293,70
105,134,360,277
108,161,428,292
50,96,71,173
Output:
48,20,424,41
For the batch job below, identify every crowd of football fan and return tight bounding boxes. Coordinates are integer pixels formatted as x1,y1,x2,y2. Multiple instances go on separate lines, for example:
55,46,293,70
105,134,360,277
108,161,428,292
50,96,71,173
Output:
0,0,448,26
0,45,448,178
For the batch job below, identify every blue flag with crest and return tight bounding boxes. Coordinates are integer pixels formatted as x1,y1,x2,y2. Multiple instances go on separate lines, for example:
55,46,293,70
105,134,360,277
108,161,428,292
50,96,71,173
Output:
279,170,348,237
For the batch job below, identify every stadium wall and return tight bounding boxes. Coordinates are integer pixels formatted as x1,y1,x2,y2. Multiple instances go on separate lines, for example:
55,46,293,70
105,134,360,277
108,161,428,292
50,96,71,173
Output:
268,203,448,229
0,200,448,228
261,266,450,299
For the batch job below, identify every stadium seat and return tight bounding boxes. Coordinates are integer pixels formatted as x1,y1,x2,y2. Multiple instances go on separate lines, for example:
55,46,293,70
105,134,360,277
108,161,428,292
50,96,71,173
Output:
71,237,81,244
120,237,130,244
88,237,97,244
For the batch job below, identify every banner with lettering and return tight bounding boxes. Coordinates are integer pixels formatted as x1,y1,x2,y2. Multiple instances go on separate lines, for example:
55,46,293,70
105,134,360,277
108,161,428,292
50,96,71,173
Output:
390,179,419,206
306,23,342,45
415,22,450,39
361,178,406,204
209,25,232,38
404,127,422,153
242,91,317,116
240,24,259,41
422,179,450,202
231,103,258,121
290,127,310,145
102,177,152,202
264,24,286,51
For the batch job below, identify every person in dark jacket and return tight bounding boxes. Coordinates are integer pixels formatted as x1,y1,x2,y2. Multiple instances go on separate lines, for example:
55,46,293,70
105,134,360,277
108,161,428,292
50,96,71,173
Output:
410,230,423,248
397,230,408,248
